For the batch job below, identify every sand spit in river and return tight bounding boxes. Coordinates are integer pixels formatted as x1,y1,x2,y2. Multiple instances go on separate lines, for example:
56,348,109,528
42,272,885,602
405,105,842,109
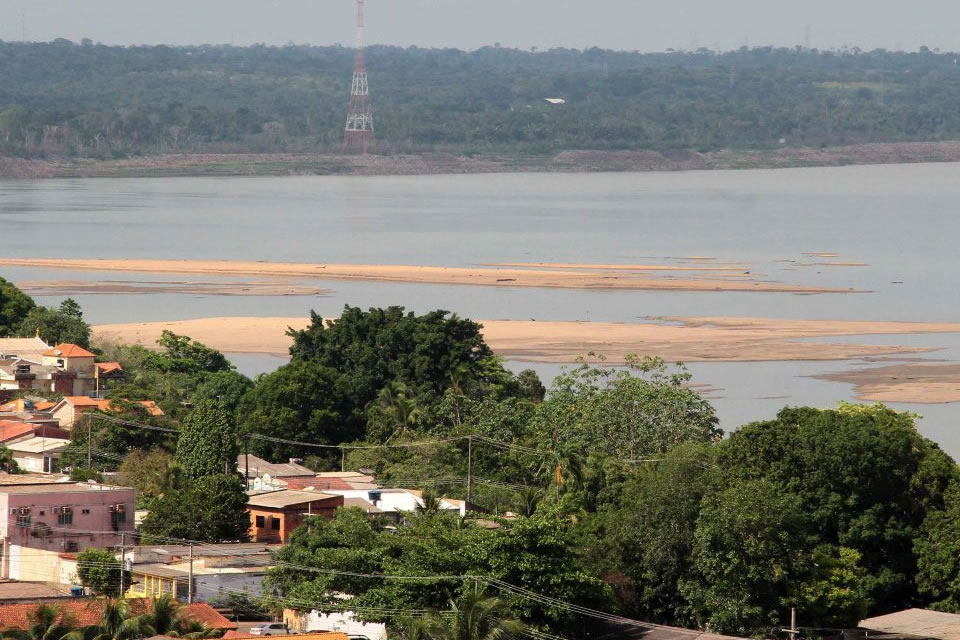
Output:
0,258,861,294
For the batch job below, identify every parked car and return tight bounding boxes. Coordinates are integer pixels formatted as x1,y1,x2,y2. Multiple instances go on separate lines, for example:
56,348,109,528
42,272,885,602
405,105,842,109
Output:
249,623,297,636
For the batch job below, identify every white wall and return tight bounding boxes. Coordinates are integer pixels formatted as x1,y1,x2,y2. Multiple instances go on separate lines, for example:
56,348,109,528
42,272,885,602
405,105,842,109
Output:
304,610,387,640
194,572,266,604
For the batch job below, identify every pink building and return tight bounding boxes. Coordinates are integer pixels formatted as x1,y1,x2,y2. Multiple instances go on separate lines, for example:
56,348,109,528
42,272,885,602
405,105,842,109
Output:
0,481,135,578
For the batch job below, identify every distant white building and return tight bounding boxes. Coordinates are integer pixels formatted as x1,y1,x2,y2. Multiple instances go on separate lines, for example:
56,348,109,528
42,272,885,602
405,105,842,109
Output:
323,488,465,521
544,97,566,105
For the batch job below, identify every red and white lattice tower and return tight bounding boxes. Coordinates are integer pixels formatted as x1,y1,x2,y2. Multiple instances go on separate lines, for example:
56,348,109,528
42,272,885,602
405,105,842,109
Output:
344,0,374,151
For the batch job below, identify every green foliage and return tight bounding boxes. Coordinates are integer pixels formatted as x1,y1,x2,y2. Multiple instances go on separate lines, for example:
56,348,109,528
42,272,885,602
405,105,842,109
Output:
75,548,123,596
680,479,810,636
718,404,957,611
796,546,871,628
175,400,239,479
115,449,182,509
5,43,960,157
61,402,178,472
408,582,526,640
0,446,20,473
147,331,233,375
15,301,91,348
531,357,721,458
241,359,356,462
270,507,609,635
916,481,960,611
141,473,249,542
0,276,35,337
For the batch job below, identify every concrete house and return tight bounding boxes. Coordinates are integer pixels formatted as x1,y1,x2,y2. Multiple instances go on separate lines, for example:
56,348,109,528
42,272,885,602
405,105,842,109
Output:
247,490,343,543
50,397,164,428
0,479,135,579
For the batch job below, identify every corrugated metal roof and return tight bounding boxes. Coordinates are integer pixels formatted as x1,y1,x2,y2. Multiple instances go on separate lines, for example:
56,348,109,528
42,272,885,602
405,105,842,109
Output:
861,609,960,640
247,489,341,509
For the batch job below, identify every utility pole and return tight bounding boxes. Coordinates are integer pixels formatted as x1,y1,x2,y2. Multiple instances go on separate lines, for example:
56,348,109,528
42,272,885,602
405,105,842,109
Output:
343,0,375,151
87,414,92,469
119,532,125,595
244,436,250,490
465,435,473,512
340,447,345,473
188,543,194,603
782,607,798,640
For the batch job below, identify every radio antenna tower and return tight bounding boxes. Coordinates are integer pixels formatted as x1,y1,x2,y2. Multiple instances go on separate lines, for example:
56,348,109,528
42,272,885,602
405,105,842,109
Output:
344,0,374,151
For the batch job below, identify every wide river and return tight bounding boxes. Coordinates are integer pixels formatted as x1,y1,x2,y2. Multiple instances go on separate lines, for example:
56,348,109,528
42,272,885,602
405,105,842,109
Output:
1,163,958,452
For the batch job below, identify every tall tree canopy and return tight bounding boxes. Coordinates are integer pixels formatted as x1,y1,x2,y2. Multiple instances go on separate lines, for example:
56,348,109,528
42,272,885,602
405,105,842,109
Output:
0,276,35,337
175,400,239,479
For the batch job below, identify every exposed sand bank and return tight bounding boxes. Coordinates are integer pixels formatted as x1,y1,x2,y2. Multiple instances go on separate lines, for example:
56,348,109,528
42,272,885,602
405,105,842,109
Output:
0,258,861,294
17,280,330,297
92,315,960,363
816,363,960,404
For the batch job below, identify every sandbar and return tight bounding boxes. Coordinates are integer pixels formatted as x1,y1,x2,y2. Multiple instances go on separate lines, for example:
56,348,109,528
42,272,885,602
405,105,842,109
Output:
92,315,960,363
816,363,960,404
0,258,861,294
16,280,330,297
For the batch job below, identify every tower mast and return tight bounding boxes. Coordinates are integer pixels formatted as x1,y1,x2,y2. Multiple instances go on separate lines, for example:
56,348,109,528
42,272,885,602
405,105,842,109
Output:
344,0,374,151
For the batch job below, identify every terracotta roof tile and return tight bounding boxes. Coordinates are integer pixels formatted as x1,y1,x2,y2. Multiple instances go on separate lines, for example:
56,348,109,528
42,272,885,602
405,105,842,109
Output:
0,600,237,631
43,344,96,358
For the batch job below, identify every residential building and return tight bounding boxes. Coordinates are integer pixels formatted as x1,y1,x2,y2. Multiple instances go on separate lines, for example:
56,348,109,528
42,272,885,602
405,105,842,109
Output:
0,337,51,363
50,397,164,428
93,362,125,397
247,489,343,543
239,454,317,491
6,436,70,474
285,606,387,640
0,599,237,633
0,480,135,578
225,633,348,640
324,488,465,522
124,542,278,603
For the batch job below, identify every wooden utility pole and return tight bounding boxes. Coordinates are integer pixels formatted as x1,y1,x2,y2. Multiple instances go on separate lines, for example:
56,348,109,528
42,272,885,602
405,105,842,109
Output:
782,607,798,640
188,543,194,603
465,435,473,512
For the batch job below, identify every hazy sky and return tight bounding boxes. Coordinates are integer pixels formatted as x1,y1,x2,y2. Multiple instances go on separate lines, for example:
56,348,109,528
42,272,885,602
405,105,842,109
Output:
1,0,959,53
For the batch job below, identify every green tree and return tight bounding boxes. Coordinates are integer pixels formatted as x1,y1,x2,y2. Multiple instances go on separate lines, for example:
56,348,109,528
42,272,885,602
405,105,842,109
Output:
0,277,35,337
681,479,810,636
241,359,357,462
61,598,152,640
719,403,957,611
15,304,91,348
1,603,76,640
419,582,525,640
917,481,960,611
0,447,20,473
797,546,870,628
141,473,249,542
147,331,233,375
176,400,239,479
531,357,721,459
75,548,123,597
115,449,182,509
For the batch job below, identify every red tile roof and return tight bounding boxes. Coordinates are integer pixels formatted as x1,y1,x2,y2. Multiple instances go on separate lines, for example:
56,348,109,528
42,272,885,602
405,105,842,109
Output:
0,422,34,443
284,477,353,491
96,362,124,375
43,344,96,358
0,599,237,631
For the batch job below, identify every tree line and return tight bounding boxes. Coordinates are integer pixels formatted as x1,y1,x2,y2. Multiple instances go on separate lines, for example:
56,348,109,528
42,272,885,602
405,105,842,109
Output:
3,41,960,157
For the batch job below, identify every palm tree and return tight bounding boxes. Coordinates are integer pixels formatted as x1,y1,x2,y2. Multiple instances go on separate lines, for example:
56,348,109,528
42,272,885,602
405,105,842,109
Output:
420,582,525,640
61,599,154,640
392,616,431,640
139,594,179,636
1,604,75,640
377,382,422,443
0,446,19,473
515,487,543,517
415,489,444,515
539,445,584,499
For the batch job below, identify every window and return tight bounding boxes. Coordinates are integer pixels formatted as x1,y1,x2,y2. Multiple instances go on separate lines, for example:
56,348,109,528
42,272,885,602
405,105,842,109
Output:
255,515,265,528
15,514,30,527
58,510,73,525
111,510,125,525
66,542,78,553
271,517,281,531
81,509,90,515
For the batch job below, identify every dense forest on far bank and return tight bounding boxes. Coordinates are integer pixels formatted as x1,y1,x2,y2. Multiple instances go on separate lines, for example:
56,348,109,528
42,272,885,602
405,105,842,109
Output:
2,40,960,159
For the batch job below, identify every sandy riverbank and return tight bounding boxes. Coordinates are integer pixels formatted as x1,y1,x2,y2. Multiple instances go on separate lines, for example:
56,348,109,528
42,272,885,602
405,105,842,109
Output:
93,316,960,403
92,315,960,363
16,280,331,297
0,258,860,294
817,363,960,404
